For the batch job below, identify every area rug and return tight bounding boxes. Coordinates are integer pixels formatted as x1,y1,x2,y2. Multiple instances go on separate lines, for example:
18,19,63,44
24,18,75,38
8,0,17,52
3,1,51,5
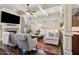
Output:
37,39,61,55
0,48,8,55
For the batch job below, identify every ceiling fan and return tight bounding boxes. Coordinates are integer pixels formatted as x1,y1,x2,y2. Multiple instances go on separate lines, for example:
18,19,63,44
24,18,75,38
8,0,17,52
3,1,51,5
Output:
25,4,48,17
25,4,36,15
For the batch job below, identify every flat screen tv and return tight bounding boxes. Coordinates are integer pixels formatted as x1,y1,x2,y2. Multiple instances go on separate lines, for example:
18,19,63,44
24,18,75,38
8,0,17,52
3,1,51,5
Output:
1,11,20,24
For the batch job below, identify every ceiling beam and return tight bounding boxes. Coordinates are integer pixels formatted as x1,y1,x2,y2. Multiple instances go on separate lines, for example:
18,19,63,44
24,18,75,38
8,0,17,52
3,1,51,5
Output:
35,5,62,17
37,4,48,16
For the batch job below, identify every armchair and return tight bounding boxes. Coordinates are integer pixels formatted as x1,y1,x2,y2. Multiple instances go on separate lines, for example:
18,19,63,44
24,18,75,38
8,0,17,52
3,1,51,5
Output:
15,33,37,53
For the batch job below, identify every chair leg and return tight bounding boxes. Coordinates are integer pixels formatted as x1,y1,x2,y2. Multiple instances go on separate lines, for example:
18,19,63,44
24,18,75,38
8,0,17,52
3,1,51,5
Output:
32,46,37,52
19,49,29,55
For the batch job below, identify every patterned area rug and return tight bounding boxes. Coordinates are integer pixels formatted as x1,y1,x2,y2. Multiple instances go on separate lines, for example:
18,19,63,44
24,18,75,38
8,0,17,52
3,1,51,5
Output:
37,39,61,55
0,48,8,55
0,39,61,55
0,44,19,55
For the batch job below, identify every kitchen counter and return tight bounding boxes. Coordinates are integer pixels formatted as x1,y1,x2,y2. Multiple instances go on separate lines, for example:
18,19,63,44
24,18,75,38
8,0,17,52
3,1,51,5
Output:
60,27,79,35
72,27,79,35
72,31,79,35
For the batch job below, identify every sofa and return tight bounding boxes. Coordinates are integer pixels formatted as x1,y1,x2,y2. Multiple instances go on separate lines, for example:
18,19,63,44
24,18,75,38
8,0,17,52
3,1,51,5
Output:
43,30,59,45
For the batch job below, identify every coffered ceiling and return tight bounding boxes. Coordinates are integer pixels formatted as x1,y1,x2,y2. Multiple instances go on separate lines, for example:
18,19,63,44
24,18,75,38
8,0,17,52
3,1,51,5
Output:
0,4,61,16
0,4,79,17
0,4,60,11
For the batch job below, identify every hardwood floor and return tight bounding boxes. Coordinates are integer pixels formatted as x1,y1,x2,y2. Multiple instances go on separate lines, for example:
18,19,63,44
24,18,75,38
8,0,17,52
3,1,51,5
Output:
0,39,62,55
37,39,61,55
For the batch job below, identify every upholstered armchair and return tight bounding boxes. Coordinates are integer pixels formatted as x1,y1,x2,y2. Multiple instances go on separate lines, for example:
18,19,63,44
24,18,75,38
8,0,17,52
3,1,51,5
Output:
15,33,37,52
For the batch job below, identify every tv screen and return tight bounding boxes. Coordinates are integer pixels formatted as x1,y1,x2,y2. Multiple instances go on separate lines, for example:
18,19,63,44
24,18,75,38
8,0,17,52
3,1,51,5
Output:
1,11,20,24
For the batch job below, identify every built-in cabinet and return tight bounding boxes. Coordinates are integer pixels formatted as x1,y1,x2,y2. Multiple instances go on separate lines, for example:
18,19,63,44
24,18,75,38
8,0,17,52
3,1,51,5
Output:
72,11,79,55
0,8,22,41
72,35,79,55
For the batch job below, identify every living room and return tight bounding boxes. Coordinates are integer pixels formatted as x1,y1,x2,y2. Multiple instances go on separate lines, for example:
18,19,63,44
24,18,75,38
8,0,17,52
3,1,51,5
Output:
0,4,79,55
0,4,64,55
